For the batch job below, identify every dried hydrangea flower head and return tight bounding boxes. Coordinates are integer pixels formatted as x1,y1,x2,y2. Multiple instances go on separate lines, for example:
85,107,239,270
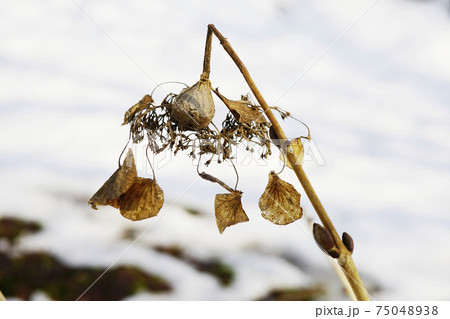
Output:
258,171,303,225
170,75,215,130
88,149,137,210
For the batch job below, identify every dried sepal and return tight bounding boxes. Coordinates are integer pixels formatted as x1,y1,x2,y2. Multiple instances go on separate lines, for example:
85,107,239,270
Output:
89,149,137,210
258,171,303,225
342,232,354,254
115,178,164,221
170,77,215,130
214,191,249,234
313,223,339,258
122,94,154,125
280,138,304,169
214,90,267,124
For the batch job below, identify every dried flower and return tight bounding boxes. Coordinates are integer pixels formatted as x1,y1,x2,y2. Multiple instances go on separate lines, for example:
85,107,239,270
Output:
214,191,249,234
112,177,164,221
258,171,303,225
170,77,215,130
122,94,154,126
313,223,339,258
89,149,137,210
342,232,354,254
281,138,304,169
213,90,266,124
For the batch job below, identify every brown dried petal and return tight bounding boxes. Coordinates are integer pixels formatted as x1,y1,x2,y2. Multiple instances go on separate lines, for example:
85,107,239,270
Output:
122,94,154,125
258,171,303,225
214,90,267,124
171,78,215,130
280,138,304,169
116,178,164,221
214,192,249,234
89,149,137,210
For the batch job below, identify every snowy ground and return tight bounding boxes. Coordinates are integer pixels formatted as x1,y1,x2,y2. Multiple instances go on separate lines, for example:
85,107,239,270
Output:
1,0,450,300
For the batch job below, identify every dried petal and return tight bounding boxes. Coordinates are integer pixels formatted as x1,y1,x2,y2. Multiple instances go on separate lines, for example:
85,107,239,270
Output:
342,232,354,254
116,178,164,221
280,138,304,169
214,90,267,124
313,223,339,258
89,149,137,210
171,78,215,130
122,94,154,125
214,191,249,234
258,171,303,225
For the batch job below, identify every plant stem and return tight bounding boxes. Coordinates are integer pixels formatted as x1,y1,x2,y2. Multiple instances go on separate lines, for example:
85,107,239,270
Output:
202,26,213,79
0,289,6,301
207,24,370,301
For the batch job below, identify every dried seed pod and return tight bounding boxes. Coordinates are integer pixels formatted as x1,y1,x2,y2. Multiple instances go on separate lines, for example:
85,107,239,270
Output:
89,149,137,210
342,232,354,254
313,223,339,258
114,178,164,221
170,78,215,130
214,191,249,234
258,171,303,225
280,138,304,169
213,89,267,124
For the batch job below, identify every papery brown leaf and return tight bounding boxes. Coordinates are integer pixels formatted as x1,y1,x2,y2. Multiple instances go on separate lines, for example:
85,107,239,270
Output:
280,138,304,169
214,90,267,124
116,177,164,221
89,149,137,210
258,171,303,225
214,191,249,234
122,94,154,125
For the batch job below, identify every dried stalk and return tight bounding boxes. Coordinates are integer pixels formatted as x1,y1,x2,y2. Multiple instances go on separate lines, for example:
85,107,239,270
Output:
198,171,235,193
207,24,370,301
0,289,6,301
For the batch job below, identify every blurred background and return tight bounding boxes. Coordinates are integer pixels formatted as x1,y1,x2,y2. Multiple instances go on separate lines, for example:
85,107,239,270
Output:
1,0,450,300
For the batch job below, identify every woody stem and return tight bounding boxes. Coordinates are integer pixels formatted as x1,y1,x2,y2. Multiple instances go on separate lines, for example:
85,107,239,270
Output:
202,26,213,79
207,24,370,301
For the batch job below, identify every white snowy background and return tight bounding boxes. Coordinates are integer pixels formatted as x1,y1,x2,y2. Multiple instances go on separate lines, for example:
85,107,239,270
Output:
1,0,450,300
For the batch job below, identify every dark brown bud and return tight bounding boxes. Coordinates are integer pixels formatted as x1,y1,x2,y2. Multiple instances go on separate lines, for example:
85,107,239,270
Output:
342,232,354,254
313,223,340,258
269,126,281,148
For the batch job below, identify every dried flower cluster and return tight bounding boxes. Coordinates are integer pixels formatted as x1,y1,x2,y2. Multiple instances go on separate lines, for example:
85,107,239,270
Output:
122,75,272,164
89,27,306,233
86,25,370,301
90,72,305,231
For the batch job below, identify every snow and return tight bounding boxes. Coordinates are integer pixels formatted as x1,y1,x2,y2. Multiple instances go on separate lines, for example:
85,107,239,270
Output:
1,0,450,300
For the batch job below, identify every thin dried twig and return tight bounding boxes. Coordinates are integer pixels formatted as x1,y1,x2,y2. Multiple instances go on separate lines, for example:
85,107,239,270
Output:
198,172,234,193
